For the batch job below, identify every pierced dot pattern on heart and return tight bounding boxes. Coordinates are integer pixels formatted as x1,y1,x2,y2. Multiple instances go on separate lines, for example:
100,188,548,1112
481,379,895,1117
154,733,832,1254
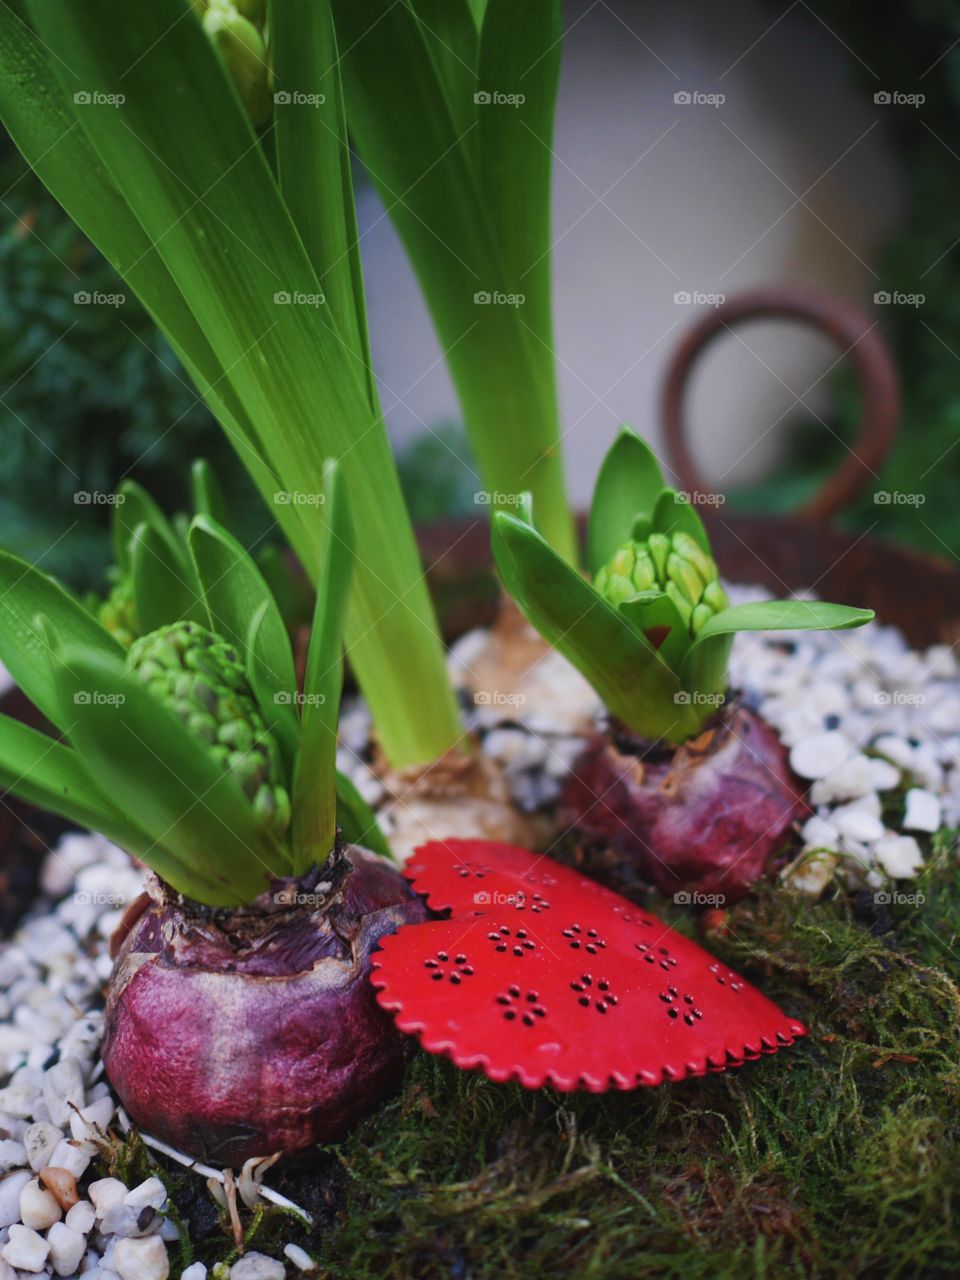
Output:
371,840,806,1091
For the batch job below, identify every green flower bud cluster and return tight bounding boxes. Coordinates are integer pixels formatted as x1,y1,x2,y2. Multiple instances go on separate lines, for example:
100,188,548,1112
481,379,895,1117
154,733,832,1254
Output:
196,0,271,128
126,621,291,837
97,576,138,650
593,531,729,636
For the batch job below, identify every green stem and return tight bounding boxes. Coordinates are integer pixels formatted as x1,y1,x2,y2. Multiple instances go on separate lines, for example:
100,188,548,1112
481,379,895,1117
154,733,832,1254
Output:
451,320,575,564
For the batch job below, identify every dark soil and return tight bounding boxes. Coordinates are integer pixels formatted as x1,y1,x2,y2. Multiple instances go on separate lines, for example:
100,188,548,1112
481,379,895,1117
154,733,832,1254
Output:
0,803,72,939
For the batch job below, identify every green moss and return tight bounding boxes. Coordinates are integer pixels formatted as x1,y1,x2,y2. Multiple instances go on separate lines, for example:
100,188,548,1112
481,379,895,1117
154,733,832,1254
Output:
312,857,960,1280
114,849,959,1278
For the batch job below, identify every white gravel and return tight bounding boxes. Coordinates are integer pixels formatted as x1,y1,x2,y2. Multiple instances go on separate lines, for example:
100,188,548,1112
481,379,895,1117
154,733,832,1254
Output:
722,585,959,891
0,830,302,1276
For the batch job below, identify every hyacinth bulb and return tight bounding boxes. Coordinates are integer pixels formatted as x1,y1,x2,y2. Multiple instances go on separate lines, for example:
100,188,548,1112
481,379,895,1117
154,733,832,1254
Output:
561,706,808,903
103,847,429,1164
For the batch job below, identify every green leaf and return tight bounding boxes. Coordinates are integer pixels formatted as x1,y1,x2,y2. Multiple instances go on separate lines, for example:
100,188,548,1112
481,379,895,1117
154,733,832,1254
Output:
292,463,353,873
190,458,230,527
188,515,300,770
492,512,701,744
679,633,733,709
53,645,286,905
588,428,667,574
332,0,576,562
630,515,653,543
410,0,480,136
271,0,373,395
243,601,299,779
476,0,559,328
19,0,461,768
618,591,690,674
681,600,874,705
115,480,192,581
652,488,711,554
130,522,204,634
0,549,123,732
0,713,155,854
693,600,875,643
335,770,393,862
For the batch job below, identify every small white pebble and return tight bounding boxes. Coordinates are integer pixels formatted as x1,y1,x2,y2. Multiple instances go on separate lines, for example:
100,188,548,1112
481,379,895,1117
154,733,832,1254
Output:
789,731,852,780
784,850,837,899
159,1216,180,1241
0,1169,33,1227
23,1123,63,1173
835,808,885,845
42,1060,85,1129
284,1242,315,1271
873,734,915,771
113,1234,169,1280
874,833,924,879
867,757,901,791
48,1221,86,1277
0,1084,41,1119
89,1178,128,1218
100,1200,160,1238
801,814,838,850
902,788,941,834
0,1112,25,1140
0,1140,26,1173
809,754,874,803
1,1222,50,1272
181,1265,208,1280
123,1177,166,1212
19,1177,62,1230
65,1199,96,1235
70,1097,114,1147
229,1252,286,1280
40,854,77,900
48,1138,91,1179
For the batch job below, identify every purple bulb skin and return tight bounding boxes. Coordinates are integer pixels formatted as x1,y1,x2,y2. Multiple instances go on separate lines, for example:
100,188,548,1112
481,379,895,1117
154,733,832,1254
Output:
103,846,428,1166
560,706,808,904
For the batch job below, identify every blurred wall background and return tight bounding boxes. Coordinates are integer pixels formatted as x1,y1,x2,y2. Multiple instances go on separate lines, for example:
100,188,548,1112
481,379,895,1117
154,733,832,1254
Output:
360,0,901,505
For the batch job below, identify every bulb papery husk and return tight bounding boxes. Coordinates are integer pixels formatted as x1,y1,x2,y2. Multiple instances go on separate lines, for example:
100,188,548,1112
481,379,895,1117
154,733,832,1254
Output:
102,845,428,1166
374,745,548,863
559,703,808,903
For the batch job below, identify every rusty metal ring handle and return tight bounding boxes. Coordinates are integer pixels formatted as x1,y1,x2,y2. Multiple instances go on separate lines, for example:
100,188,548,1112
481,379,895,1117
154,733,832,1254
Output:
661,285,900,521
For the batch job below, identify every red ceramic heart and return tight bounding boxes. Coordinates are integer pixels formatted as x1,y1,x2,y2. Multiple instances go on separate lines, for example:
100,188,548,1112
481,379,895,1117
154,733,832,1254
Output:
371,840,805,1090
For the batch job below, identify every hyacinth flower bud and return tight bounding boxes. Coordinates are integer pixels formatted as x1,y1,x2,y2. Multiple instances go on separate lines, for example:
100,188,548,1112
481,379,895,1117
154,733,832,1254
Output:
126,621,291,839
702,579,729,613
202,1,272,128
595,529,730,637
672,531,716,580
665,581,693,628
97,577,138,649
646,531,670,581
665,551,705,607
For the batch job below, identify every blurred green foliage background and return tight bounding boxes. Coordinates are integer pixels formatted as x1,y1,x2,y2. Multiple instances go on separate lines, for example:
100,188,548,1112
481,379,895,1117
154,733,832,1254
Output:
741,0,960,559
0,148,271,587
